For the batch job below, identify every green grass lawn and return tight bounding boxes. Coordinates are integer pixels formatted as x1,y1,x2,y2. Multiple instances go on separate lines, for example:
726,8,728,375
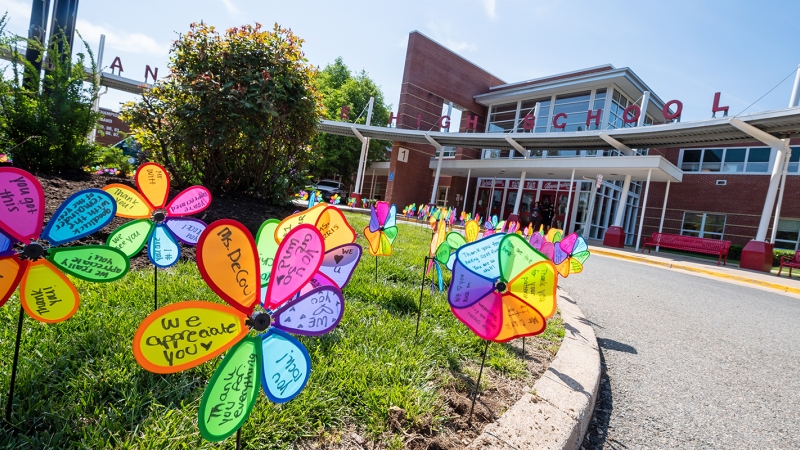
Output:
0,212,563,449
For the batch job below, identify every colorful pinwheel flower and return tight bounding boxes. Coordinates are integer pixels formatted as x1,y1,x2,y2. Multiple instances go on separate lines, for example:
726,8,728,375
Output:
103,162,211,268
403,203,417,218
363,201,398,256
552,232,590,277
448,233,557,342
0,168,130,323
0,153,11,163
330,193,341,205
483,215,505,237
133,221,350,443
435,231,468,271
347,197,357,207
298,190,308,201
464,219,481,243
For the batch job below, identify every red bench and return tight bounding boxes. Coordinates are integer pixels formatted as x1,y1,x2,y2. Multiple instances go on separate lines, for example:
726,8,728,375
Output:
641,232,731,265
777,251,800,276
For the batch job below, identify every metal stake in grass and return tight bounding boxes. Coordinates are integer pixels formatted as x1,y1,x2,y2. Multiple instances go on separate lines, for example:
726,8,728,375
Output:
5,305,25,422
236,428,242,450
468,339,491,427
154,265,158,311
415,256,429,339
375,255,378,283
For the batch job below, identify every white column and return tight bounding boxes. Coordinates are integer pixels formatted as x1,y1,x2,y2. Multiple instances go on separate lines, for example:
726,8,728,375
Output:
88,34,106,144
771,146,792,243
635,170,652,251
472,177,480,216
353,97,374,194
569,181,582,234
613,175,632,227
427,133,445,205
512,172,526,214
656,180,671,251
637,91,650,128
790,64,800,108
463,168,471,214
563,169,576,231
369,168,376,199
486,177,496,219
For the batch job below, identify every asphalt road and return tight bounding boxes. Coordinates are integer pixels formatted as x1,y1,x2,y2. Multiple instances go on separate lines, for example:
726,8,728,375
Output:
561,255,800,449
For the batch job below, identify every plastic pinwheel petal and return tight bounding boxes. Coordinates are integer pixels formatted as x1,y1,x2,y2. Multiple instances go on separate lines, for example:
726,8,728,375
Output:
198,220,261,314
20,259,79,323
199,336,261,442
553,243,569,265
259,328,311,403
164,217,206,245
368,204,382,233
107,219,154,257
383,226,398,245
41,189,117,246
102,184,153,219
546,228,563,244
256,219,281,288
539,242,555,260
166,186,211,216
383,204,397,228
0,229,14,256
318,243,362,289
315,206,356,248
453,233,503,279
465,220,480,242
450,291,503,340
433,260,444,292
375,202,391,226
265,224,325,310
135,162,170,209
0,255,26,308
133,301,249,374
499,233,550,282
272,287,344,336
559,233,578,253
274,203,327,242
446,232,467,249
529,231,544,250
491,295,547,342
298,272,337,296
0,167,45,242
48,246,130,282
435,242,451,266
148,224,181,268
448,259,496,309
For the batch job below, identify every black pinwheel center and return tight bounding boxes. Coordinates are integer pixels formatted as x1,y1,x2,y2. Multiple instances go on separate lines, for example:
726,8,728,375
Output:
248,311,271,331
152,210,166,223
494,280,508,294
21,242,46,260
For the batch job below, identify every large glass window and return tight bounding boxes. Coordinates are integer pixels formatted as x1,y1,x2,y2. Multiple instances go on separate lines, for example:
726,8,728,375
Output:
516,98,547,133
435,146,456,158
680,212,726,239
787,147,800,173
549,91,591,132
587,89,606,131
487,102,517,133
680,147,773,173
775,219,800,250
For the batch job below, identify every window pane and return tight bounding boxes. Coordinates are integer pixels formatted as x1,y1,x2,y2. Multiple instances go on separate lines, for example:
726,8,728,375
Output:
701,149,722,172
748,147,771,162
703,214,726,234
774,240,797,250
722,148,745,172
555,91,591,104
790,147,800,162
682,212,703,232
776,219,800,243
681,150,702,171
492,102,517,113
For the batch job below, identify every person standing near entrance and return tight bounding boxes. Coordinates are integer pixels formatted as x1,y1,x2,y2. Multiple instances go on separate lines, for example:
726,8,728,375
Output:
542,197,553,232
531,202,542,232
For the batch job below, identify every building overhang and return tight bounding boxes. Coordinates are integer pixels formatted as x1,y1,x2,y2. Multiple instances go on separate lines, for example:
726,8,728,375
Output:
318,107,800,150
427,155,683,183
366,161,390,176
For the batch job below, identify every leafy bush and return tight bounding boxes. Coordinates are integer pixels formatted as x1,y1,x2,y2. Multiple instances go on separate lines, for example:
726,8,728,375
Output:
122,22,322,204
773,249,796,266
728,244,743,261
0,17,101,173
92,145,134,176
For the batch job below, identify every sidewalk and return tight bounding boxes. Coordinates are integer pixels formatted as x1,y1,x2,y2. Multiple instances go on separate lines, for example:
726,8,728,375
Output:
587,240,800,296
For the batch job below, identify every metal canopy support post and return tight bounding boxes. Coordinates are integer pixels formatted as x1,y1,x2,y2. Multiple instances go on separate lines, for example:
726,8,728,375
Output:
563,169,576,231
790,64,800,108
582,177,599,237
637,91,651,127
505,136,528,159
463,168,471,214
353,97,374,195
486,177,496,219
635,169,652,252
771,146,792,243
427,133,445,205
369,168,376,200
89,34,105,144
729,118,788,241
598,133,634,156
657,180,670,251
512,171,526,215
613,174,632,227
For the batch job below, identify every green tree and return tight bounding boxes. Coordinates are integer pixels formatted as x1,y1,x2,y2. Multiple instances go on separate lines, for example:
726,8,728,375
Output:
121,22,322,203
312,57,390,188
0,14,101,173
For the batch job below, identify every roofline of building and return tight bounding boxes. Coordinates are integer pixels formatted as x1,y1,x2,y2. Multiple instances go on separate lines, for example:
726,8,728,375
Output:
488,64,617,91
475,66,667,110
407,30,506,84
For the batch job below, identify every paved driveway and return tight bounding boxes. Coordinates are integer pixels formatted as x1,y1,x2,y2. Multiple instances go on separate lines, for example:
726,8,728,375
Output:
561,255,800,449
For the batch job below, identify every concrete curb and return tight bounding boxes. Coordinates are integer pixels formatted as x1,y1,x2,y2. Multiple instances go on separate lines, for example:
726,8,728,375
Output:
468,290,600,450
591,248,800,296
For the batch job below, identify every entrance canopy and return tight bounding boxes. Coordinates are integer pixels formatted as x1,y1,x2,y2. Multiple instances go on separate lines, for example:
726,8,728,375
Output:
318,107,800,150
429,154,682,183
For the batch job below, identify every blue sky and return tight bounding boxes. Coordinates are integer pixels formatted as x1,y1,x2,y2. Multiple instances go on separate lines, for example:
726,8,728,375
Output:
2,0,799,122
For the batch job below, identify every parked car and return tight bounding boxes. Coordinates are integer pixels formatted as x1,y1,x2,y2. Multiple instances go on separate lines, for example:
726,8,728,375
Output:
312,179,348,202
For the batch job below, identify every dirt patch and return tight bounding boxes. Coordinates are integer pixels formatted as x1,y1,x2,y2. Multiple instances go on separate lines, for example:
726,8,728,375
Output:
31,171,296,270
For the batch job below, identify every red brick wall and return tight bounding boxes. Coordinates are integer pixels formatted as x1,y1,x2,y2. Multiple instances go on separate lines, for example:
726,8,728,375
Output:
386,32,504,208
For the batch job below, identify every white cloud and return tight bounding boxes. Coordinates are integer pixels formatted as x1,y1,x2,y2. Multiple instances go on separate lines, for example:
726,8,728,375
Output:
483,0,497,18
1,0,31,26
221,0,239,14
76,19,168,58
